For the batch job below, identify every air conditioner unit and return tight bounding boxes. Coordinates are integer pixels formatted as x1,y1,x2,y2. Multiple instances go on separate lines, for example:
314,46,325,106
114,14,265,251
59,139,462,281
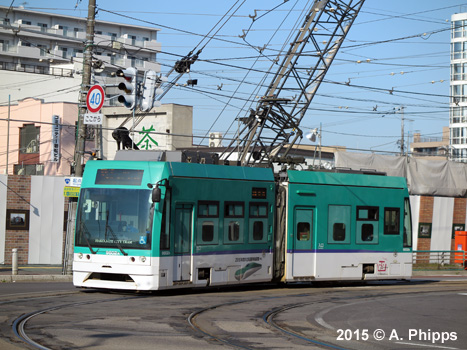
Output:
209,132,223,148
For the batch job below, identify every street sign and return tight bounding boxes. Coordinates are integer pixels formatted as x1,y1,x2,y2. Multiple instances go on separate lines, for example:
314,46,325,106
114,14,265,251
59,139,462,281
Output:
86,84,105,113
84,113,103,125
64,177,82,187
64,186,80,197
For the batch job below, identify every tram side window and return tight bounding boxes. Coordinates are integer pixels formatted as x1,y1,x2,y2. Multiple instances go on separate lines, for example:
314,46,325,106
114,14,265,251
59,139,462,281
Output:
297,222,310,241
224,202,244,244
356,206,379,244
361,224,373,241
202,222,214,241
249,203,268,243
160,197,170,250
384,208,400,235
328,205,351,244
197,201,219,245
403,199,413,248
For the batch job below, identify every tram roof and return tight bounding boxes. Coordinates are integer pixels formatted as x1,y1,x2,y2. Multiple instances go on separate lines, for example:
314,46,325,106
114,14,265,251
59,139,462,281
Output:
287,170,408,189
167,162,275,182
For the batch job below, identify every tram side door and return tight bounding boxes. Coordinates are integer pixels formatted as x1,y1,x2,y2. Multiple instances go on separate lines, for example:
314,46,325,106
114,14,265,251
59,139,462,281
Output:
292,207,315,277
174,204,193,282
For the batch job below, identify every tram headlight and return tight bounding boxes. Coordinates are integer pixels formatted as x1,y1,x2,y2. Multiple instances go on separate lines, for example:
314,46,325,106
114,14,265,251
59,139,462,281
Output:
140,256,147,263
78,253,83,259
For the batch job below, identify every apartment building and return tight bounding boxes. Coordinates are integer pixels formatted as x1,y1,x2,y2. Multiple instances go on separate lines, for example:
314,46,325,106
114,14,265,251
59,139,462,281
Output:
0,5,169,175
0,5,161,105
451,13,467,162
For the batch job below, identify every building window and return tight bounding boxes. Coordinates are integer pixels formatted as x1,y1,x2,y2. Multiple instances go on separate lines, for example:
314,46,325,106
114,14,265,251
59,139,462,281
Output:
451,106,467,124
0,39,9,52
58,25,69,36
451,84,464,103
19,124,39,154
451,42,466,60
453,20,465,38
452,63,463,81
37,23,48,32
61,47,68,59
13,164,44,175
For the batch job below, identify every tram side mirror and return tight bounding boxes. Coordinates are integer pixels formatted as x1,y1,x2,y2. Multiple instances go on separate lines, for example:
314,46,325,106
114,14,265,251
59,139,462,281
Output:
152,186,161,203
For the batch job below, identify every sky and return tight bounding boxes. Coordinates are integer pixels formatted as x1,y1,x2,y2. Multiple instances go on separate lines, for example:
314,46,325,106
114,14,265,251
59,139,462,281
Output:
2,0,466,154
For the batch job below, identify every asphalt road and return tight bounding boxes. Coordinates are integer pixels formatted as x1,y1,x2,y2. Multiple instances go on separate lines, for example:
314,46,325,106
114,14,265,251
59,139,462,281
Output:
0,280,466,350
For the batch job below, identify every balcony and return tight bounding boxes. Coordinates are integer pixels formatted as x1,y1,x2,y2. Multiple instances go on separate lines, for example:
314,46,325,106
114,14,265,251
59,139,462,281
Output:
0,61,73,77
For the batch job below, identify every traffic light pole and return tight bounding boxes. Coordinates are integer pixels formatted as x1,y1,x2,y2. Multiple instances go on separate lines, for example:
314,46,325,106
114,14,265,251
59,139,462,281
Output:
74,0,96,177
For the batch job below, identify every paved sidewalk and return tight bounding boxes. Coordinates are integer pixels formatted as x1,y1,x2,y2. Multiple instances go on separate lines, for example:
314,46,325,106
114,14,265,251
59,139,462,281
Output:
0,265,73,282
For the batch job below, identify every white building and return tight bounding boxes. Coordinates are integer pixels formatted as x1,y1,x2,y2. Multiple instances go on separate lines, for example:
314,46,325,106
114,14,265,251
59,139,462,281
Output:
0,5,161,105
102,104,194,160
450,13,467,162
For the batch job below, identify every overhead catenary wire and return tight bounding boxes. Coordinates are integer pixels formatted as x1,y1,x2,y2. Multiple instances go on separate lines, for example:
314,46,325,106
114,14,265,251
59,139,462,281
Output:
4,1,455,154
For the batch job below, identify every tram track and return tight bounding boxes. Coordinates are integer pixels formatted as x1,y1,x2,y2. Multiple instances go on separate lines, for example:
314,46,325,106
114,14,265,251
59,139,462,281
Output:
7,281,467,350
263,302,351,350
186,282,467,350
11,295,147,350
188,294,356,350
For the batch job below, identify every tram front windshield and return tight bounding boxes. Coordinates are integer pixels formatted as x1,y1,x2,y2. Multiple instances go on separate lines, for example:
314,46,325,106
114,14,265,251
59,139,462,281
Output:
75,188,153,251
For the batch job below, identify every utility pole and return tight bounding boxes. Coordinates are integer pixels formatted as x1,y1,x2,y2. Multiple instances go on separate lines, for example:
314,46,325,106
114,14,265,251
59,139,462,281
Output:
400,106,405,156
65,0,96,275
5,94,10,174
395,106,405,156
74,0,96,176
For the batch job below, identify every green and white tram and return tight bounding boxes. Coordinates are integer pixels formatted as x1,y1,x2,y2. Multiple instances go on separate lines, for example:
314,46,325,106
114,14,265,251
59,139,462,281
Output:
73,160,412,291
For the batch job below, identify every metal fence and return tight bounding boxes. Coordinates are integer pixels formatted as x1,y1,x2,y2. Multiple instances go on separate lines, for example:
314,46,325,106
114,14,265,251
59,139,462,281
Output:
413,250,466,270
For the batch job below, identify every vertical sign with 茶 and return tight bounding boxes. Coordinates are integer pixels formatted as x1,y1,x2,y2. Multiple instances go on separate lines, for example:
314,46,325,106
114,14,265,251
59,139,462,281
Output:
51,115,60,163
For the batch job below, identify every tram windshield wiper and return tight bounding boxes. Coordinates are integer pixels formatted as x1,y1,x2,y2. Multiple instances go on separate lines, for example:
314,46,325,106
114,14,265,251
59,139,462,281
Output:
105,213,128,256
81,222,96,254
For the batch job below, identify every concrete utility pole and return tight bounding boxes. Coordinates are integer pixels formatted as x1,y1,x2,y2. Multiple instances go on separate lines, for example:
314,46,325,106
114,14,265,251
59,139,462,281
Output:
5,94,10,174
74,0,96,176
400,106,405,156
65,0,96,275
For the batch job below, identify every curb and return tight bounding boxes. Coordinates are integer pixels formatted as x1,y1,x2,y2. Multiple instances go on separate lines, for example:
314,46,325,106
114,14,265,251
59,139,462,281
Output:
412,270,467,276
1,275,73,283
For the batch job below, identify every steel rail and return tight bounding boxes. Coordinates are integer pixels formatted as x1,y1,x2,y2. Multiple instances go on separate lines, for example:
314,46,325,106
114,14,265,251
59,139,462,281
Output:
187,299,255,350
12,296,144,350
263,301,351,350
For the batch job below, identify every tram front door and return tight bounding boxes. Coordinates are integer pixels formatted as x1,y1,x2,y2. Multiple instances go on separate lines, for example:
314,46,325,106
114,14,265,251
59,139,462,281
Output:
174,205,192,281
292,207,315,277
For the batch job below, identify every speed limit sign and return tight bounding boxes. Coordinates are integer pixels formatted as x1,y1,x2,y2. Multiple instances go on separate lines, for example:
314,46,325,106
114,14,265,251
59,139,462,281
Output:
86,85,105,113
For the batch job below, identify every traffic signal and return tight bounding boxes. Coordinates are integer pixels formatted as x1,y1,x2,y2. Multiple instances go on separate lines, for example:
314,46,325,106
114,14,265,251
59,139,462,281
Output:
116,67,138,110
140,70,163,112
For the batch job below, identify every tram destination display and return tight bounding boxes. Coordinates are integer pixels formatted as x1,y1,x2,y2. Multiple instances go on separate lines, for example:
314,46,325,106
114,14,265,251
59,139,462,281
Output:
95,169,144,186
